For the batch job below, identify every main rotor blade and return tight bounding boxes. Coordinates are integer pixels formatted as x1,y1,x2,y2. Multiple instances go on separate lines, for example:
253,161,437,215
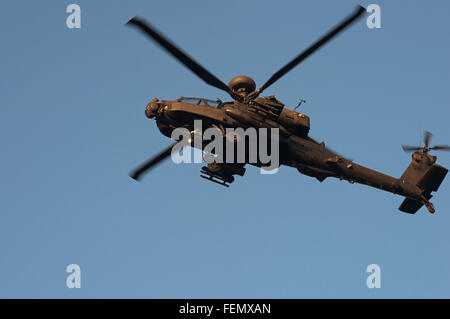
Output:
127,17,231,94
402,145,423,152
424,131,432,148
257,5,365,94
130,143,176,181
431,145,450,151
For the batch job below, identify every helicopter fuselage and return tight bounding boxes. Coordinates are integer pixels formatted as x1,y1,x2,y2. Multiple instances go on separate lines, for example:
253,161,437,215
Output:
146,96,425,204
127,7,447,214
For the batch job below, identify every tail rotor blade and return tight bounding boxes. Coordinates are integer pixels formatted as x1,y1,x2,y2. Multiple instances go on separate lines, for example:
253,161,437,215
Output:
431,145,450,151
424,131,432,148
402,145,423,152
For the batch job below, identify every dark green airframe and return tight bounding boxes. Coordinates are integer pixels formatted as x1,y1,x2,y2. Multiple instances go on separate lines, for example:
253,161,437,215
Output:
126,6,448,214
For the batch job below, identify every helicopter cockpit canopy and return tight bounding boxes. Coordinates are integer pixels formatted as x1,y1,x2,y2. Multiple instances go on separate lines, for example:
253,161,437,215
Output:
178,97,223,108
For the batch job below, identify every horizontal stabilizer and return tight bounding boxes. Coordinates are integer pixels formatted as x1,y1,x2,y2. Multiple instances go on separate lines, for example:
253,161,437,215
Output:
398,198,423,214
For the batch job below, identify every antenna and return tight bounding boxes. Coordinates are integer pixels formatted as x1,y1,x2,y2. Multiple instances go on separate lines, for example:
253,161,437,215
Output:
294,99,307,111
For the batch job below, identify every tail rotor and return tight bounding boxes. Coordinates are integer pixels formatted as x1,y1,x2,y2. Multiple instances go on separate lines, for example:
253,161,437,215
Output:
402,131,450,154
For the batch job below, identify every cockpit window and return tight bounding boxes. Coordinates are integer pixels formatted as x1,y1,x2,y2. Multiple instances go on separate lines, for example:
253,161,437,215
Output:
203,99,222,107
179,97,202,104
178,97,223,108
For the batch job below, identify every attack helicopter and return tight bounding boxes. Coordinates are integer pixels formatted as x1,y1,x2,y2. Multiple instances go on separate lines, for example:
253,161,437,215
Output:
126,5,448,214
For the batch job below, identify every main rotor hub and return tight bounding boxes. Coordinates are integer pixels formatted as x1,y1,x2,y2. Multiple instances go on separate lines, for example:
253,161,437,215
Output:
228,76,256,94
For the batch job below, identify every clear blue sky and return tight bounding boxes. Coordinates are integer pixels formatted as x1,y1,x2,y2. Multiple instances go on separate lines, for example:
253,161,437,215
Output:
1,0,449,298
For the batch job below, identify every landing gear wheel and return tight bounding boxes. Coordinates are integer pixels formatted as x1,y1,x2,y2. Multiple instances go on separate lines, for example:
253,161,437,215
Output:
425,202,435,214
